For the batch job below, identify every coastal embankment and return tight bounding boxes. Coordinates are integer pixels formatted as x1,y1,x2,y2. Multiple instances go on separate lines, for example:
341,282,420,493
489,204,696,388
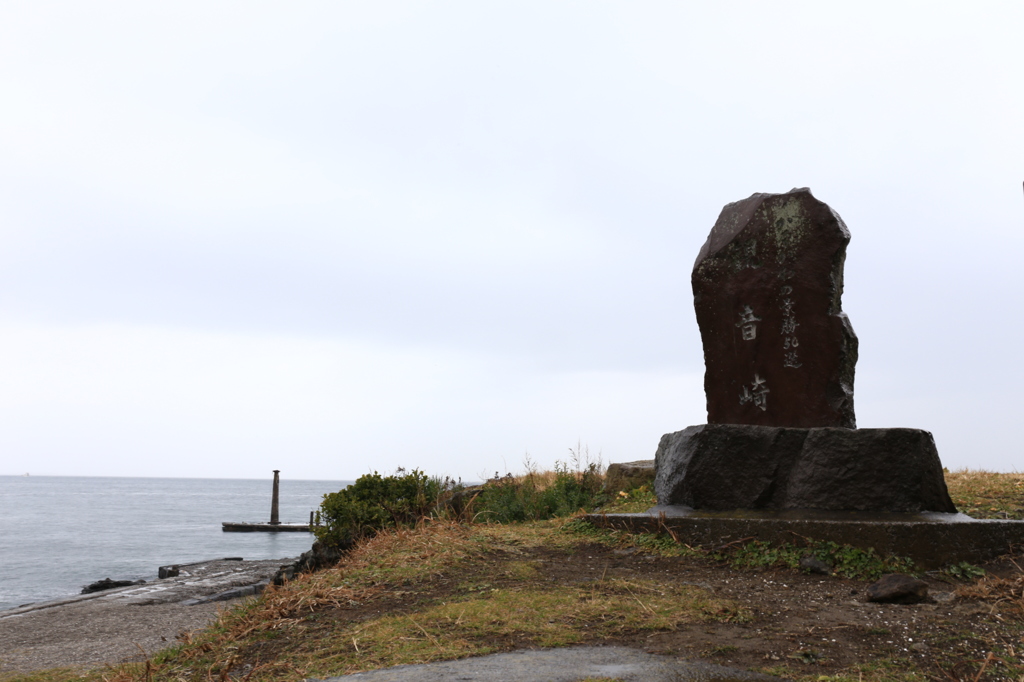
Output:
0,557,286,674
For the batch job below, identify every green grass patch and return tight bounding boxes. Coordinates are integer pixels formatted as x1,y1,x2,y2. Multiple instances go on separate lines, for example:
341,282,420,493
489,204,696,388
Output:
719,539,915,580
563,518,915,580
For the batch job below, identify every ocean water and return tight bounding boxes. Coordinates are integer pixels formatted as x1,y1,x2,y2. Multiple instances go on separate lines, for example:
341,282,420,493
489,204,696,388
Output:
0,475,353,611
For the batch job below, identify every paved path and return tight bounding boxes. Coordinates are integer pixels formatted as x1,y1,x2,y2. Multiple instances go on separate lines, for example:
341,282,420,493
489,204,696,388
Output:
319,646,783,682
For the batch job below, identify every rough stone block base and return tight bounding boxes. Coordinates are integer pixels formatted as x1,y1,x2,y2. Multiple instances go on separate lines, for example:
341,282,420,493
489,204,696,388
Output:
655,424,957,513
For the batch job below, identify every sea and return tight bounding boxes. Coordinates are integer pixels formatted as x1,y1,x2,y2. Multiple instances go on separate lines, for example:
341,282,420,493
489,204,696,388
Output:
0,475,353,611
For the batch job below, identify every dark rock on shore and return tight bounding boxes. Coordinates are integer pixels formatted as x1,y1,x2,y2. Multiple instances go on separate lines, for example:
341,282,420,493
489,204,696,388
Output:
273,540,348,585
81,578,145,594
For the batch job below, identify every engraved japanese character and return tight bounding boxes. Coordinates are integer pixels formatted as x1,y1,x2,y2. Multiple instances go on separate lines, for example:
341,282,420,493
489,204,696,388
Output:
780,298,796,316
739,373,769,411
783,351,803,369
781,316,799,335
736,305,762,341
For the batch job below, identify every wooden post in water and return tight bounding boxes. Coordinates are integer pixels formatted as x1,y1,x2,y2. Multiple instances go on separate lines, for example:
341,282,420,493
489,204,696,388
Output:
270,470,281,525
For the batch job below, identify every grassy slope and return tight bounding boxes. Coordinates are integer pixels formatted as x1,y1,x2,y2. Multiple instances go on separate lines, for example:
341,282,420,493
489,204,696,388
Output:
6,469,1024,682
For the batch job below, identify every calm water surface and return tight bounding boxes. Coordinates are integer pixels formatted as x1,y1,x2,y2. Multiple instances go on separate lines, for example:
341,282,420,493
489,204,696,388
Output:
0,475,352,611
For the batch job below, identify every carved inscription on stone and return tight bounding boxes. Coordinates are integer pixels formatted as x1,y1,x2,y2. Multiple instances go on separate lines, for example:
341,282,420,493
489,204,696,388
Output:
738,373,769,411
779,284,802,369
736,305,761,341
691,188,858,428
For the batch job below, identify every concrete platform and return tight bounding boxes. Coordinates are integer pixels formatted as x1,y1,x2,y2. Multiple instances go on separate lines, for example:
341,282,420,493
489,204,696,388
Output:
0,557,286,618
222,522,311,532
586,507,1024,569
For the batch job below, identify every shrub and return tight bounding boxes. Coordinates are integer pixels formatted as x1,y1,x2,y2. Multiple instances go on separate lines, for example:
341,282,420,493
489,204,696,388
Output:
314,469,450,549
314,447,608,550
469,460,607,523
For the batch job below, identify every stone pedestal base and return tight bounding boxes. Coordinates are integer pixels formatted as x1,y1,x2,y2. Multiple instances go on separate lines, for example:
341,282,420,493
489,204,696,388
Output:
586,510,1024,569
655,425,957,513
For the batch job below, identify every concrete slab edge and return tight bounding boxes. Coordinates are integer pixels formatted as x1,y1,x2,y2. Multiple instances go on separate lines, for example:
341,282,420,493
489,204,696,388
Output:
585,512,1024,569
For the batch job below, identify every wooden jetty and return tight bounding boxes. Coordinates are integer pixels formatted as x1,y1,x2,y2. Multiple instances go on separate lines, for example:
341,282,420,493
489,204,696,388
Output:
222,470,315,533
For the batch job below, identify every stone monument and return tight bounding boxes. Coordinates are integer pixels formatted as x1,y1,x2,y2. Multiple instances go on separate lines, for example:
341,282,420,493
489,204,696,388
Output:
692,188,857,428
589,188,1024,568
655,188,956,514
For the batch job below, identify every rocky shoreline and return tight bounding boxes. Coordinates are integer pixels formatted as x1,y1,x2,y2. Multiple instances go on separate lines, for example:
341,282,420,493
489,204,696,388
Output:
0,556,293,674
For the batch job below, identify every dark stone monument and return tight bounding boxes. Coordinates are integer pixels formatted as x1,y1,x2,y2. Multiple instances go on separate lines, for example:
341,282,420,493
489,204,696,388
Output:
656,188,955,513
692,188,857,428
587,188,1024,569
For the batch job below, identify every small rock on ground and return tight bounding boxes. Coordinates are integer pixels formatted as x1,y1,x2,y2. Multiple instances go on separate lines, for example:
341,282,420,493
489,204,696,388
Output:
798,556,831,575
866,574,929,604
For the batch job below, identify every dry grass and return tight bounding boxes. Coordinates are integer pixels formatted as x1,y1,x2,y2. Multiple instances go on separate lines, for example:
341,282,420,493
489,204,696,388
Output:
299,578,740,677
201,520,478,644
958,570,1024,618
945,469,1024,519
32,518,741,682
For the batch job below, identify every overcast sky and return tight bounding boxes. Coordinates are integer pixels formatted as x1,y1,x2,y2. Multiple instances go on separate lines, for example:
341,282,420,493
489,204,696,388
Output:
0,1,1022,480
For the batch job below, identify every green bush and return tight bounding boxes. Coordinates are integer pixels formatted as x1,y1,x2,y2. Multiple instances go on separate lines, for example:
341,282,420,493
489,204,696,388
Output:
470,461,607,523
314,452,608,551
314,469,449,549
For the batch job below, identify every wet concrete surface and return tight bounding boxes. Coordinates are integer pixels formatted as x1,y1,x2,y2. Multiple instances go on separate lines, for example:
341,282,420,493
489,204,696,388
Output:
1,556,285,617
317,646,783,681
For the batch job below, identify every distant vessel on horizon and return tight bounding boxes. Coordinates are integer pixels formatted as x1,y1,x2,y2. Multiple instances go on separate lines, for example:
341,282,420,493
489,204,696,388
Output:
23,473,29,476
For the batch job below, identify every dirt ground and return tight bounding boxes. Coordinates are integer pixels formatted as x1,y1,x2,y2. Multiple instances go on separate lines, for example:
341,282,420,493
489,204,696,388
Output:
4,542,1022,680
279,541,1023,680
